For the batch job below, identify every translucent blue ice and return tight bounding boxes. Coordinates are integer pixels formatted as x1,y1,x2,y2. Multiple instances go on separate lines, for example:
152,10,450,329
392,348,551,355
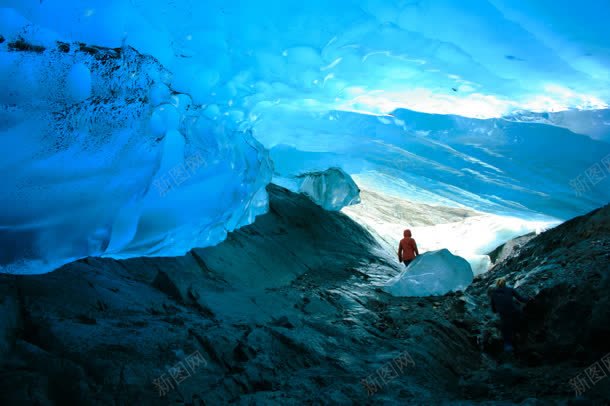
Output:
4,1,610,116
384,249,474,297
262,108,610,220
0,36,271,274
2,1,610,274
274,168,361,211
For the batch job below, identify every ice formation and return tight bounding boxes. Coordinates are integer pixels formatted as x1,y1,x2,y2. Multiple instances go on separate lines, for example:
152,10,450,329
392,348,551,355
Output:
274,167,360,211
262,109,610,221
0,39,271,274
384,249,474,297
2,1,610,274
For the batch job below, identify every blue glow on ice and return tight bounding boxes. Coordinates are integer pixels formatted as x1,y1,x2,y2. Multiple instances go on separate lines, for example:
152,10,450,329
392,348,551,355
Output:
4,1,610,117
1,1,610,274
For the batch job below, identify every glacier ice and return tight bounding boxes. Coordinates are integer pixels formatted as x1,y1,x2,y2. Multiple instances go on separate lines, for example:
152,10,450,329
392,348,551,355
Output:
0,40,271,274
273,167,360,211
2,1,610,274
262,108,610,220
384,249,474,297
4,1,610,117
296,168,360,211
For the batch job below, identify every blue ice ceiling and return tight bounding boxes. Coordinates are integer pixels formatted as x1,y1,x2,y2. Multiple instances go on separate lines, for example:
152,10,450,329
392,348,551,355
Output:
4,0,610,116
1,0,610,274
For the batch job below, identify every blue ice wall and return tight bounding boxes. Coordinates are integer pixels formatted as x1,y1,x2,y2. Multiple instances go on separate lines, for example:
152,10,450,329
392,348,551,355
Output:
0,31,272,275
1,1,610,274
264,108,610,219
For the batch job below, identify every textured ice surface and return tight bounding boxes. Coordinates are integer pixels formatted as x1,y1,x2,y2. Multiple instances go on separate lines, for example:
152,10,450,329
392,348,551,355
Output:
265,109,610,220
0,41,271,274
273,168,360,211
4,1,610,117
2,1,610,273
384,249,474,297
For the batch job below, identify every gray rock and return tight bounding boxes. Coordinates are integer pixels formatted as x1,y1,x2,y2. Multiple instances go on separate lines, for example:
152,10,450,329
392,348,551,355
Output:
1,190,609,404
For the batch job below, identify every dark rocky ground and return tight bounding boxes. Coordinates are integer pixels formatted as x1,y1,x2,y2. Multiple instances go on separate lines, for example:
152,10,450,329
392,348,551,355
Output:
0,185,609,405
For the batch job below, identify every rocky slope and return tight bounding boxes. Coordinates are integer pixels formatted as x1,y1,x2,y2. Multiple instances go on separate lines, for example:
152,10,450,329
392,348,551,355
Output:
0,185,608,405
457,204,610,402
0,185,476,405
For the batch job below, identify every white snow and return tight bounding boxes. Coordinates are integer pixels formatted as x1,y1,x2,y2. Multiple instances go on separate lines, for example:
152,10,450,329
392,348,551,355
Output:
343,189,559,276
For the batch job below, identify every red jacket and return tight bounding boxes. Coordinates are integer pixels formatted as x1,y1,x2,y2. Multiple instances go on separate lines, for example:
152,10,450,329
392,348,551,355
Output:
398,229,418,261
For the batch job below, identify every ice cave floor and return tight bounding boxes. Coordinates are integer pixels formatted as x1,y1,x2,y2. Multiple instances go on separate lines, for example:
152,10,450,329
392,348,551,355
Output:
0,185,609,405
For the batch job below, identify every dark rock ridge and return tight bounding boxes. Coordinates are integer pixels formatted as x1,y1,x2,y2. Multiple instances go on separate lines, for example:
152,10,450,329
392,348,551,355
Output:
459,204,610,402
0,186,609,404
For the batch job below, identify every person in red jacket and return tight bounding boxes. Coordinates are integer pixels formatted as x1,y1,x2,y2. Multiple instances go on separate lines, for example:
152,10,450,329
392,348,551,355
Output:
398,229,419,268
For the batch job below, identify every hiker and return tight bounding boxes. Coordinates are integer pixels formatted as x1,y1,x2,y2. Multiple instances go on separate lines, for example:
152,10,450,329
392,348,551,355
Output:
398,229,419,268
490,278,530,352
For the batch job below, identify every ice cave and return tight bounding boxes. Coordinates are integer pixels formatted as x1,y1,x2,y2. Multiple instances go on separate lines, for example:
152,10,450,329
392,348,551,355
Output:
1,1,610,404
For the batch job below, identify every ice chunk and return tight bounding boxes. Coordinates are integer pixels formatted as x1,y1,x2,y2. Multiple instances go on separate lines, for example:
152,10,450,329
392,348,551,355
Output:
384,249,474,297
296,168,361,211
274,168,360,211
